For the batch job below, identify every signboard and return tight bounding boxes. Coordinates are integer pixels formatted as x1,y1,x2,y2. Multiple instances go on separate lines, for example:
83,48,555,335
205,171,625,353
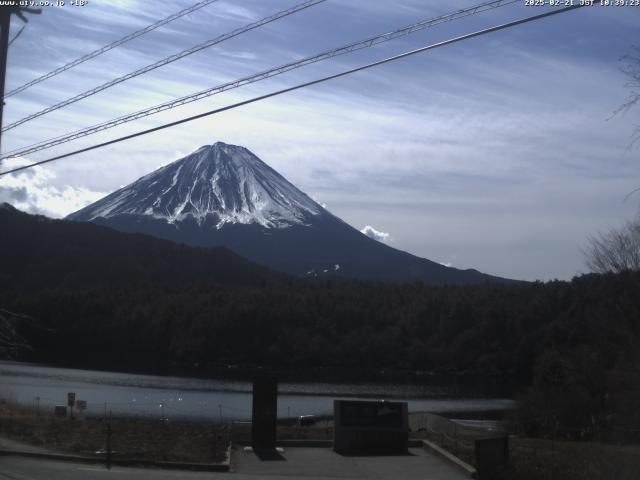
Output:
76,400,87,411
340,401,403,428
54,405,67,417
334,400,408,454
67,392,76,407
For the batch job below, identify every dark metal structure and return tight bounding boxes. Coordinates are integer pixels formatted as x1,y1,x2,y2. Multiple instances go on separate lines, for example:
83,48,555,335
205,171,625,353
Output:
251,374,278,451
333,400,409,454
0,3,40,152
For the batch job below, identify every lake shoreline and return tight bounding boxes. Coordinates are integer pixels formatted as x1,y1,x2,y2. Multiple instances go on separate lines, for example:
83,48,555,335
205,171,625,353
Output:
5,359,517,398
0,360,515,421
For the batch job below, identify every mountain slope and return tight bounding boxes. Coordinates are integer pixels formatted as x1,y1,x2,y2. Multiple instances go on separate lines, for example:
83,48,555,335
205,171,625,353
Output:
70,142,322,229
68,142,513,285
0,203,278,290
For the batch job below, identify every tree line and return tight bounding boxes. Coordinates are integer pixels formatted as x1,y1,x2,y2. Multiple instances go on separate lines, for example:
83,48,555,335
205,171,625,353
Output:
2,270,639,438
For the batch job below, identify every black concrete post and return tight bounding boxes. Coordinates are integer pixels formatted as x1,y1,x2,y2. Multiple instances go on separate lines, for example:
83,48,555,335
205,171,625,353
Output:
251,374,277,451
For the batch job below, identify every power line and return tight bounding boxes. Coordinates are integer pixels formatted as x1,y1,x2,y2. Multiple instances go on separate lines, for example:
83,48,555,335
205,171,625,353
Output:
4,0,223,99
0,6,42,152
2,0,326,132
8,24,25,47
1,0,520,161
0,4,588,178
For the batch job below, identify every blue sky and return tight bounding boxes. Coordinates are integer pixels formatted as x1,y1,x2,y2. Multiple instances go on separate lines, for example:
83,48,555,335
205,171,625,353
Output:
0,0,639,281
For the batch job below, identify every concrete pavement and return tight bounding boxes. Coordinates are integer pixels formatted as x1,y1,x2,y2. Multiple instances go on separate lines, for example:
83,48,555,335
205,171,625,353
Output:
234,446,469,479
0,435,55,455
0,446,470,480
0,456,217,480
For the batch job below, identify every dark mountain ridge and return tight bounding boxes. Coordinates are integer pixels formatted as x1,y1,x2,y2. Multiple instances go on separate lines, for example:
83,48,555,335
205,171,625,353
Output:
0,203,278,290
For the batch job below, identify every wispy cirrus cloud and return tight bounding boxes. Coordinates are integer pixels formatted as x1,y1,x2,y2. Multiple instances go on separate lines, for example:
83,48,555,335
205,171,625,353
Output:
2,1,639,281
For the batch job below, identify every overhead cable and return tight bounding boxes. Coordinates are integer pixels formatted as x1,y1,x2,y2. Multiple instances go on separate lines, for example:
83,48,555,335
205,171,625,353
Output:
0,4,588,178
2,0,327,132
4,0,223,98
1,0,519,160
8,24,26,47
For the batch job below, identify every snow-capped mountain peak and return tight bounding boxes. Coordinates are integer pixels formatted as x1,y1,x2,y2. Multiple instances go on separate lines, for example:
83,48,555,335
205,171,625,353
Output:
68,142,323,229
67,141,512,285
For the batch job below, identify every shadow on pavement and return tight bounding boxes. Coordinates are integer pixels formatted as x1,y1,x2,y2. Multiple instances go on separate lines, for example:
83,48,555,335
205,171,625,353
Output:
336,451,417,457
253,449,286,461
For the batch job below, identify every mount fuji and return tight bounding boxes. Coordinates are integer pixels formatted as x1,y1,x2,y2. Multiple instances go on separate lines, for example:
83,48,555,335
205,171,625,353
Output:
68,142,510,285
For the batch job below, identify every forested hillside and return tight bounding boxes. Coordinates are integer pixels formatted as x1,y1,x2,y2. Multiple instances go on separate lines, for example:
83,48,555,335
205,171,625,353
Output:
3,272,638,382
2,203,639,438
0,203,279,289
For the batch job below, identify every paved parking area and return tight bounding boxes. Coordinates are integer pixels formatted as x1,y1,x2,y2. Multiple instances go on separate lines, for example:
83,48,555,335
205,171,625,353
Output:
233,446,470,479
0,446,470,479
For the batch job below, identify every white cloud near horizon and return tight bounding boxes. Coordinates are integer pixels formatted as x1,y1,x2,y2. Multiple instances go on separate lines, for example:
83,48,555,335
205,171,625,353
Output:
0,158,105,218
361,225,390,243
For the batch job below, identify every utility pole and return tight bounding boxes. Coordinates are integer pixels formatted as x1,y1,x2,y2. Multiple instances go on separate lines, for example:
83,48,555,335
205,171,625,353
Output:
0,8,11,153
0,3,41,153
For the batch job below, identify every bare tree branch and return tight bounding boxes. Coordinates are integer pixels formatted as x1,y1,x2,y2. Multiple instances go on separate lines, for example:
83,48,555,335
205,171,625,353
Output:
0,307,33,358
586,215,640,274
612,46,640,149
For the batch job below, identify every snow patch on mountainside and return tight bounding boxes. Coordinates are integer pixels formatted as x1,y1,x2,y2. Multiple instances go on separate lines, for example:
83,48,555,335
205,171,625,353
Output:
68,142,323,229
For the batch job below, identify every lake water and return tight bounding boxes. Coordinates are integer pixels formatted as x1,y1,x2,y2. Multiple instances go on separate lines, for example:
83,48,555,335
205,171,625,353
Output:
0,361,513,421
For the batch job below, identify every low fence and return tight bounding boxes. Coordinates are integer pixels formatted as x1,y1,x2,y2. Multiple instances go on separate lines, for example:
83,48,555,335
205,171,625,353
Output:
0,395,232,465
413,412,501,466
414,414,640,480
0,394,334,466
419,413,475,460
13,394,331,423
9,395,637,479
509,432,640,480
